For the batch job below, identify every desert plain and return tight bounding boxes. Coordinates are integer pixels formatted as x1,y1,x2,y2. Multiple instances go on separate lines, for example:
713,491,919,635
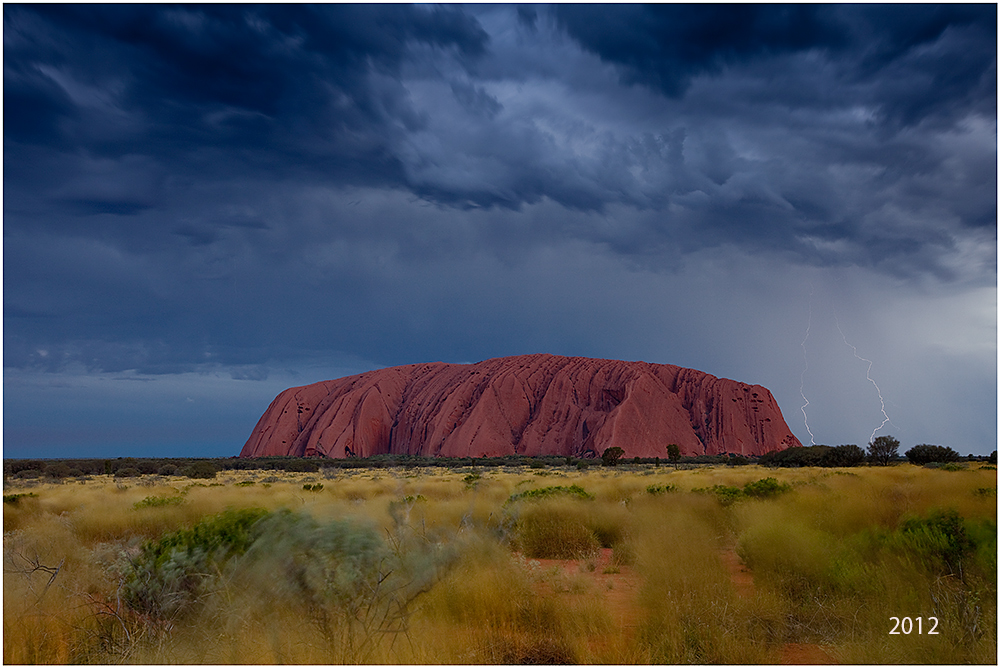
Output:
4,461,996,664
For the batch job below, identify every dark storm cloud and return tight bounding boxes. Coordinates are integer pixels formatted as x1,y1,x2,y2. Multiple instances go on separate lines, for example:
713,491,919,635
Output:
554,4,996,127
6,4,994,247
554,4,850,97
4,4,488,189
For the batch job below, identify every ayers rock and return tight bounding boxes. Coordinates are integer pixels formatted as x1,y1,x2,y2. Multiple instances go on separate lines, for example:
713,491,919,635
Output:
241,354,800,460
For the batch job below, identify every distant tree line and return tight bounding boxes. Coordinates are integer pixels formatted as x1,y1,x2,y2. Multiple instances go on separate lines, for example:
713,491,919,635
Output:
757,436,994,468
5,440,993,481
758,444,867,468
5,450,760,481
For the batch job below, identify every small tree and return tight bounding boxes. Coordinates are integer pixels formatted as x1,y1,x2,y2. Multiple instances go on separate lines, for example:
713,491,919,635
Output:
666,444,681,469
867,435,900,466
601,447,625,467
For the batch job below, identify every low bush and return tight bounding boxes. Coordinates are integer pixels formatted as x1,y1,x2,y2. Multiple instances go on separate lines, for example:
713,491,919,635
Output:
924,462,965,471
506,484,593,505
132,496,184,510
646,484,677,495
895,509,976,577
693,485,743,506
742,477,792,499
123,507,270,619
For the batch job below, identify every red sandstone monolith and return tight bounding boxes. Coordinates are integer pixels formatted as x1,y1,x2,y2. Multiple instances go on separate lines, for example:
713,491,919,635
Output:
239,354,801,459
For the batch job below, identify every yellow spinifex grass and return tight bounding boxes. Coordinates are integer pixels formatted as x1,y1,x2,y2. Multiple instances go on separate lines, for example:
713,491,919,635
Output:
3,462,996,663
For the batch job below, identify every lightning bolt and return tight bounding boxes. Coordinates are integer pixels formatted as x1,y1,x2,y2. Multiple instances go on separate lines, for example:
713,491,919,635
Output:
835,313,894,444
799,288,817,445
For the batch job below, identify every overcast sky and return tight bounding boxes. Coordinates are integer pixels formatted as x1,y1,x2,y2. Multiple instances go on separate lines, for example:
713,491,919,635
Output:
4,4,996,459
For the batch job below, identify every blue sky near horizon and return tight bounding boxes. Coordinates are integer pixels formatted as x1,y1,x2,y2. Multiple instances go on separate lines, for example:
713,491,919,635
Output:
4,4,997,459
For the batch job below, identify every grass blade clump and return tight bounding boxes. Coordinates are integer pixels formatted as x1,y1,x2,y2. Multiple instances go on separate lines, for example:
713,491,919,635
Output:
502,484,600,559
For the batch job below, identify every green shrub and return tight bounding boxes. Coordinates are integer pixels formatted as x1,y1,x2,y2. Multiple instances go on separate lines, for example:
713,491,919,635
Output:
123,507,270,619
133,496,185,510
114,467,141,478
302,483,324,492
742,477,792,499
122,506,453,660
925,462,965,471
506,484,593,506
895,509,976,577
237,509,454,659
693,485,743,506
646,484,677,495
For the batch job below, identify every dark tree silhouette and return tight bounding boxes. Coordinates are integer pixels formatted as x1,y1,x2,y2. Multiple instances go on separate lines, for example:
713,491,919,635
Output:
666,443,681,469
867,435,900,466
601,446,625,466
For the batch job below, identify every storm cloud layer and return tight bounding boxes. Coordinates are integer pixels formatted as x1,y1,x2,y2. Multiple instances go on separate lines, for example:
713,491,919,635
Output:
4,4,996,457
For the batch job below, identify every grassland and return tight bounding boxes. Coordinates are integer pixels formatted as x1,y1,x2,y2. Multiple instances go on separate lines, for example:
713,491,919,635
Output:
4,462,996,664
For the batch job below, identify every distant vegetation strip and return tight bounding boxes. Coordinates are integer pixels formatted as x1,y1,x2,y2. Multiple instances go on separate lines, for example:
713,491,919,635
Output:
5,443,996,481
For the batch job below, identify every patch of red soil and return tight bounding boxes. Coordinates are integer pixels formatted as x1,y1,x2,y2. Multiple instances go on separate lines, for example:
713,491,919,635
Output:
719,547,838,664
781,642,837,664
720,548,755,598
517,548,641,630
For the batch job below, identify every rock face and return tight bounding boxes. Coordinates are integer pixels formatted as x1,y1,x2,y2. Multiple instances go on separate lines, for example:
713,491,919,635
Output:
240,354,801,459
